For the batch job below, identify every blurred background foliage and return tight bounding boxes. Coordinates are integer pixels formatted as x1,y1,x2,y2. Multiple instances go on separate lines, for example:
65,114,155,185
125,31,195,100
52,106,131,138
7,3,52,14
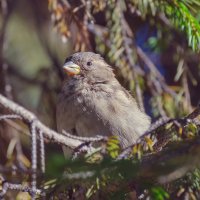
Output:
0,0,200,199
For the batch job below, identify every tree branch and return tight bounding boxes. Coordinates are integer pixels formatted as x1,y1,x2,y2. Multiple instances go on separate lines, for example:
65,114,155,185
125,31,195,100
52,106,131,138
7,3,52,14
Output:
0,94,83,149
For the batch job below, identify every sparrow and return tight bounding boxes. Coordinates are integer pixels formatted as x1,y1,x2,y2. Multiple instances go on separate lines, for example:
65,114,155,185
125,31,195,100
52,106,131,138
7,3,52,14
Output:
56,52,150,149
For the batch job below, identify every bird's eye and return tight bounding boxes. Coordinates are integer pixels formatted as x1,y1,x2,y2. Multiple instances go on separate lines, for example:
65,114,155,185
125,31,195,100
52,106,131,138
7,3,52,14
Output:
87,61,92,66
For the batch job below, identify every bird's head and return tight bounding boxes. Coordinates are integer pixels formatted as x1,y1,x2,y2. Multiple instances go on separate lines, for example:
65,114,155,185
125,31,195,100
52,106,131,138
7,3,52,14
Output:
63,52,114,82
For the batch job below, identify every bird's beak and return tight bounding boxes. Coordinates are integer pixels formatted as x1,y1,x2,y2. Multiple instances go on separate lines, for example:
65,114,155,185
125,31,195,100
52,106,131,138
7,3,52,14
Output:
63,61,81,76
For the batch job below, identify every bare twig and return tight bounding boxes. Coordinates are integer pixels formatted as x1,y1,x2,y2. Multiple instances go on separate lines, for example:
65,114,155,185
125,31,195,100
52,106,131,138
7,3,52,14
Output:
30,122,37,200
186,103,200,119
0,94,84,149
62,130,107,142
0,114,22,120
0,182,43,197
39,130,45,173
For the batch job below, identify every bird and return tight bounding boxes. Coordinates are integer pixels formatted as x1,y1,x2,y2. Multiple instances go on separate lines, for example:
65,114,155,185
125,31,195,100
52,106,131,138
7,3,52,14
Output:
56,52,150,151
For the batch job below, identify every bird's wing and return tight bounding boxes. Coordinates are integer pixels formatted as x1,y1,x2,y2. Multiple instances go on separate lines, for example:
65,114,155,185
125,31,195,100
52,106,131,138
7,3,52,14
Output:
81,83,150,147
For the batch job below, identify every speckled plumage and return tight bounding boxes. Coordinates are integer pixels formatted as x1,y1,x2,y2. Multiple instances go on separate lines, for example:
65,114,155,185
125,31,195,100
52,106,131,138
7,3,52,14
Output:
56,52,150,148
